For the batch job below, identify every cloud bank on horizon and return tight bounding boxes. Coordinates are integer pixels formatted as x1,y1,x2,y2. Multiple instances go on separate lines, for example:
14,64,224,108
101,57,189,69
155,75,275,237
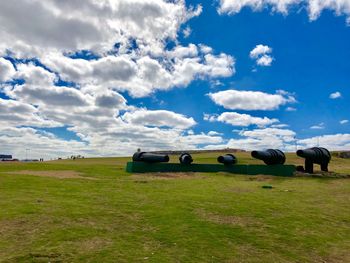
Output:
0,0,349,159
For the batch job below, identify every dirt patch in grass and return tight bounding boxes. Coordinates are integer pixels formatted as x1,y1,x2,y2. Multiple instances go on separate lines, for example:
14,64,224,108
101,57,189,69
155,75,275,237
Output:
2,170,98,180
320,248,350,263
294,171,350,179
0,217,52,259
0,218,40,237
246,175,275,182
195,209,263,228
79,237,113,251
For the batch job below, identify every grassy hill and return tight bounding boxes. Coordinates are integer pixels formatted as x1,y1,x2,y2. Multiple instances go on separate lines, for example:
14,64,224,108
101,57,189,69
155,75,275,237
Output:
0,152,349,262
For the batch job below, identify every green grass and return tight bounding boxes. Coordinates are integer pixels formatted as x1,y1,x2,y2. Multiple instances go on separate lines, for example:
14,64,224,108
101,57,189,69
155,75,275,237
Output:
0,153,350,262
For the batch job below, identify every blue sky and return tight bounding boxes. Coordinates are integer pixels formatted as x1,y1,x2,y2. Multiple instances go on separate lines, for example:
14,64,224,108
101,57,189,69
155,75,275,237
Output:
181,0,350,138
0,0,349,158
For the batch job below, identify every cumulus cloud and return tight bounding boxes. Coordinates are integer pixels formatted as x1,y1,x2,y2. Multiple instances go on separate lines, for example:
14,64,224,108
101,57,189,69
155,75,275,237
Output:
14,63,56,85
183,26,192,38
0,58,16,82
208,131,223,136
0,0,238,158
7,84,90,107
3,0,347,158
310,122,325,129
95,91,127,109
205,125,350,152
1,0,235,99
298,133,350,150
250,44,273,66
240,127,296,140
256,55,273,66
271,123,289,128
0,57,228,158
0,0,203,56
40,45,234,98
208,89,296,110
218,0,296,15
3,64,91,107
329,91,342,99
0,127,87,159
205,112,279,127
0,114,224,159
218,0,350,25
286,107,297,111
122,109,196,129
199,44,213,54
0,98,60,128
205,127,297,151
250,45,271,59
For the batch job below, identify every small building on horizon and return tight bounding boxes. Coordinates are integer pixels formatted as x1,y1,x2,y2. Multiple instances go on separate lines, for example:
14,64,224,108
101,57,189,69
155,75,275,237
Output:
0,154,13,161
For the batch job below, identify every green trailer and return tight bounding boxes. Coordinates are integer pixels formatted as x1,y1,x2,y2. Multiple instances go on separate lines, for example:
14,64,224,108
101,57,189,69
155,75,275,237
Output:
126,162,296,177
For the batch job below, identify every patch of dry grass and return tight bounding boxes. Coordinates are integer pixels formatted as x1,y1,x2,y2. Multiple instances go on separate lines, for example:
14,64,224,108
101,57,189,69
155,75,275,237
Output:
195,208,263,228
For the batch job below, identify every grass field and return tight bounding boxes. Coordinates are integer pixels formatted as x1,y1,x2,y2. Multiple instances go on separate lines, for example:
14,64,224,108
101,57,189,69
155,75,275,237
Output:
0,152,350,262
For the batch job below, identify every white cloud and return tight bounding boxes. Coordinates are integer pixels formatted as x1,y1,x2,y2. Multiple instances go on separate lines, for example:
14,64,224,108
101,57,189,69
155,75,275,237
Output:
208,89,296,110
204,53,236,77
0,0,236,98
205,125,350,152
0,98,60,128
0,0,238,158
256,55,273,66
205,127,296,151
0,58,227,158
91,56,138,82
122,109,196,129
298,133,350,150
218,0,350,25
205,112,279,127
4,63,91,108
218,0,296,15
310,122,325,129
250,44,272,59
271,123,289,128
329,91,342,99
0,58,16,82
95,91,127,109
179,132,223,145
340,119,349,124
14,63,56,85
167,44,198,58
240,127,296,140
0,115,224,159
0,127,89,159
40,46,234,98
208,131,223,136
8,1,349,158
250,45,273,66
0,0,203,57
199,44,213,54
0,0,235,98
183,26,192,38
286,107,297,111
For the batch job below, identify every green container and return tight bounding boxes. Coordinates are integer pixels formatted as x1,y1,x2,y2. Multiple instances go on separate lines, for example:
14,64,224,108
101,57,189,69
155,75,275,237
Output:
125,162,296,177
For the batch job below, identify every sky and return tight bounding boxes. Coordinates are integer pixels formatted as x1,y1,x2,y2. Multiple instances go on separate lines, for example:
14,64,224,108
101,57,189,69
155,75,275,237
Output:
0,0,349,159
